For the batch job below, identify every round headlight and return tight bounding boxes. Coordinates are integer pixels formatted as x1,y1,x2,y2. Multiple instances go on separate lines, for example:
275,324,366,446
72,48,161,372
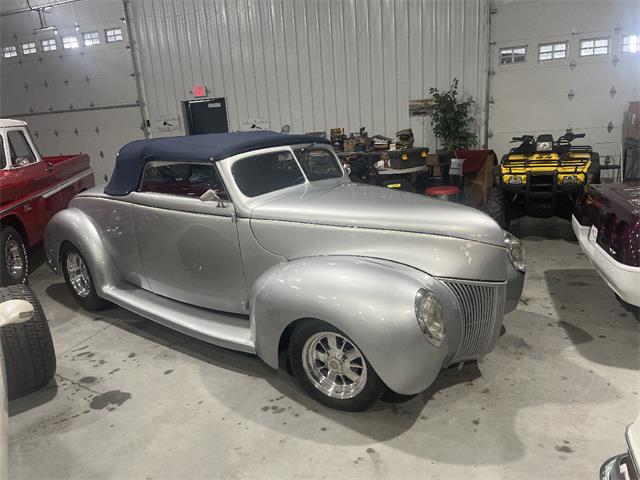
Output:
508,175,522,185
562,175,578,184
504,231,526,273
414,290,445,347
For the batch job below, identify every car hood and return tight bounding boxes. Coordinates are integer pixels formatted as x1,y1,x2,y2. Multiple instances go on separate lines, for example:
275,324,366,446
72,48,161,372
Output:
249,181,505,246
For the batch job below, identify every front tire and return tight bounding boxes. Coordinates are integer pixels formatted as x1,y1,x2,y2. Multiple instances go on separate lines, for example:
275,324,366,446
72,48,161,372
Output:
0,285,56,400
1,226,28,287
486,187,510,229
61,244,110,311
289,320,385,411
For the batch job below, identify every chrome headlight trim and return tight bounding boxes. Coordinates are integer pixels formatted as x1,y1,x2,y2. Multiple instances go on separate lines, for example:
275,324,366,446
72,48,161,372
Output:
414,289,445,347
504,231,526,273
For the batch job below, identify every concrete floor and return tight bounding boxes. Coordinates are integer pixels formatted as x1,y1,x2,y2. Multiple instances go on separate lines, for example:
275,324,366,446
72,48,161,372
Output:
7,217,639,480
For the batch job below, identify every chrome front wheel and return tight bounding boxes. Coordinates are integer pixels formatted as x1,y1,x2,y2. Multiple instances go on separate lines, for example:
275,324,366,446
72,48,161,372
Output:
290,321,385,411
302,332,368,399
65,252,91,298
5,239,25,279
1,227,28,286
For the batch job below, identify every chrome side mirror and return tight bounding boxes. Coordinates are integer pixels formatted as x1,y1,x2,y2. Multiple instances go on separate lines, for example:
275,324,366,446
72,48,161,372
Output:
0,300,34,327
199,188,225,207
280,124,291,134
344,164,351,176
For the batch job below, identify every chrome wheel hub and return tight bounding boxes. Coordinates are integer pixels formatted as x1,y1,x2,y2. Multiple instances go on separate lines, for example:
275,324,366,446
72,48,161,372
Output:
66,252,91,298
4,239,24,278
302,332,367,399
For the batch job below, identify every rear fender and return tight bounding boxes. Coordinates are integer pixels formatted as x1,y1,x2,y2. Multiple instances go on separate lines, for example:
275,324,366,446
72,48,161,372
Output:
251,256,463,394
45,208,120,292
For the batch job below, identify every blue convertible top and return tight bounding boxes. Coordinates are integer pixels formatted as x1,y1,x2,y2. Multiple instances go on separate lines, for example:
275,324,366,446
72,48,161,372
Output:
104,130,330,196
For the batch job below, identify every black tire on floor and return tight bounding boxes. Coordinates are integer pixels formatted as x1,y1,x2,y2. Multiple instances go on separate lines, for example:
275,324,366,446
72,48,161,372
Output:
486,187,509,229
381,388,417,404
0,284,56,400
60,243,110,311
0,226,28,287
289,320,385,412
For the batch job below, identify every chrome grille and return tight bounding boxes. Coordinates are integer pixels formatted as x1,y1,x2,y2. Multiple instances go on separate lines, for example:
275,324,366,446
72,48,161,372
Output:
441,278,506,363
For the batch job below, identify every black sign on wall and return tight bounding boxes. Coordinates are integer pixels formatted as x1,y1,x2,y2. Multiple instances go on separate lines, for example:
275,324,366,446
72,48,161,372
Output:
182,98,229,135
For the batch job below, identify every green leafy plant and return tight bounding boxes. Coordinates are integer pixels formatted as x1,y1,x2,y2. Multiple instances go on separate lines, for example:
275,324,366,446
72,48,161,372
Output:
429,78,478,151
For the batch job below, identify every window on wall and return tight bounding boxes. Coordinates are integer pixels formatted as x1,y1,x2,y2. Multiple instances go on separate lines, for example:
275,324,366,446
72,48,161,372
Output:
105,28,123,43
539,42,567,61
83,31,100,46
2,46,17,58
500,46,527,65
580,38,609,56
62,35,79,49
41,38,57,51
623,34,639,53
21,42,36,55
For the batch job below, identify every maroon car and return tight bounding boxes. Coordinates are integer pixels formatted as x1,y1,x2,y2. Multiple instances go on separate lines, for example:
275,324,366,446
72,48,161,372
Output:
572,181,640,307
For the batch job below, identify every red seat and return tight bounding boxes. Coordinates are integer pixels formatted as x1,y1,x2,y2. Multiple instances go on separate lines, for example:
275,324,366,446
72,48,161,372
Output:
424,185,460,199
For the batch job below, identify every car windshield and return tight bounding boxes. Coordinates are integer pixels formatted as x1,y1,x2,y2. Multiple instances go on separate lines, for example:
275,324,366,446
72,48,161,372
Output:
232,150,305,197
293,147,343,181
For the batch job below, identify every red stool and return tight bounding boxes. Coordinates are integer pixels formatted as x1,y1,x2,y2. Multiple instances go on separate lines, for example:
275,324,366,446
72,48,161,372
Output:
424,185,460,201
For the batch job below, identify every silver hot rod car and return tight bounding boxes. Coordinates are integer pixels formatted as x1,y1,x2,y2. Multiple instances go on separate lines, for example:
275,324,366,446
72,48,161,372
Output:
45,131,525,411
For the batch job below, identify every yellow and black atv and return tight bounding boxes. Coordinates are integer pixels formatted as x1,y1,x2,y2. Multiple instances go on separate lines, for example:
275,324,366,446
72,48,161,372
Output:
487,131,600,228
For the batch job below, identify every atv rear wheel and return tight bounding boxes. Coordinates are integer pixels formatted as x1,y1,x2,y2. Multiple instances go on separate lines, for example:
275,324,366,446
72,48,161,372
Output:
487,187,509,229
587,153,601,184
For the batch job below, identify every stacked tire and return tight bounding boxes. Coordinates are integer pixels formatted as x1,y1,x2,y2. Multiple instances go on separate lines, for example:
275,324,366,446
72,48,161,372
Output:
0,285,56,400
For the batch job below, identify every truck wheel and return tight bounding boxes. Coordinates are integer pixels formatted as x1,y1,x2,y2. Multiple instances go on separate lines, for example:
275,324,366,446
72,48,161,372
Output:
0,226,28,287
61,244,110,311
289,320,385,411
0,285,56,400
486,187,509,229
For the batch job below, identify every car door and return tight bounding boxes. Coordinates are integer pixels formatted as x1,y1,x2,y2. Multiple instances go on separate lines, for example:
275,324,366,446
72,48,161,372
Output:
4,129,59,243
130,160,248,314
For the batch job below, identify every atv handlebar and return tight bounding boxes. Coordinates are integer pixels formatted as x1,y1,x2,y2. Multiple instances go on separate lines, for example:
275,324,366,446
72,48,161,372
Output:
557,132,586,143
510,135,535,143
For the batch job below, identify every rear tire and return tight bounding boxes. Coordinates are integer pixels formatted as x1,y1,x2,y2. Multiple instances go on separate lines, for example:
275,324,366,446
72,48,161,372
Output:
0,226,28,287
0,285,56,400
588,153,601,184
486,187,509,229
289,320,385,411
61,244,110,311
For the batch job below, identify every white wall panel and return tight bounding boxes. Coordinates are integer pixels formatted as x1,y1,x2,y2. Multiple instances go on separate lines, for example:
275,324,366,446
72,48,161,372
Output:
0,0,145,181
489,0,640,180
130,0,490,147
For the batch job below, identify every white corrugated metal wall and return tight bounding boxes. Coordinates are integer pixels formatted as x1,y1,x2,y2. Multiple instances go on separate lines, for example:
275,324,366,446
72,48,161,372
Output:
488,0,640,180
0,0,146,183
130,0,490,148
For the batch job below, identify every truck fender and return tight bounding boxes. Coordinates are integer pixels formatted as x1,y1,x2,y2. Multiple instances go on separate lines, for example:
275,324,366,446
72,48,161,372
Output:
250,255,463,395
45,208,120,292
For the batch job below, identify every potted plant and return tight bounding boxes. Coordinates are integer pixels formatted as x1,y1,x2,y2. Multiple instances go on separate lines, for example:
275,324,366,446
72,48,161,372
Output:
428,78,478,153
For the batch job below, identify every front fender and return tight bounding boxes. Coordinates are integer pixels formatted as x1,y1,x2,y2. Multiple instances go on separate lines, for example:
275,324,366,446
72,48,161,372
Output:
251,256,463,395
44,208,120,292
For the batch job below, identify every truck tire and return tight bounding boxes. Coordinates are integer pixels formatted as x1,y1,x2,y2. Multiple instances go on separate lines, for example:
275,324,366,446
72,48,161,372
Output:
0,285,56,400
0,226,28,287
289,320,385,411
61,243,110,311
487,187,509,229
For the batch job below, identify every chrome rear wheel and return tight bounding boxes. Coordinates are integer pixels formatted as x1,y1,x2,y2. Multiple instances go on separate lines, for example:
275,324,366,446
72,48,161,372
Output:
66,252,91,298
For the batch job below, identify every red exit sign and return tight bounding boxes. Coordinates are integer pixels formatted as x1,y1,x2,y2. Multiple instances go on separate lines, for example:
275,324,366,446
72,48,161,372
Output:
193,84,207,97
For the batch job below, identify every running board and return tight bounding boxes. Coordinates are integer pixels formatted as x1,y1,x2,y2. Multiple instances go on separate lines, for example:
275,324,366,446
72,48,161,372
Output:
101,283,255,354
